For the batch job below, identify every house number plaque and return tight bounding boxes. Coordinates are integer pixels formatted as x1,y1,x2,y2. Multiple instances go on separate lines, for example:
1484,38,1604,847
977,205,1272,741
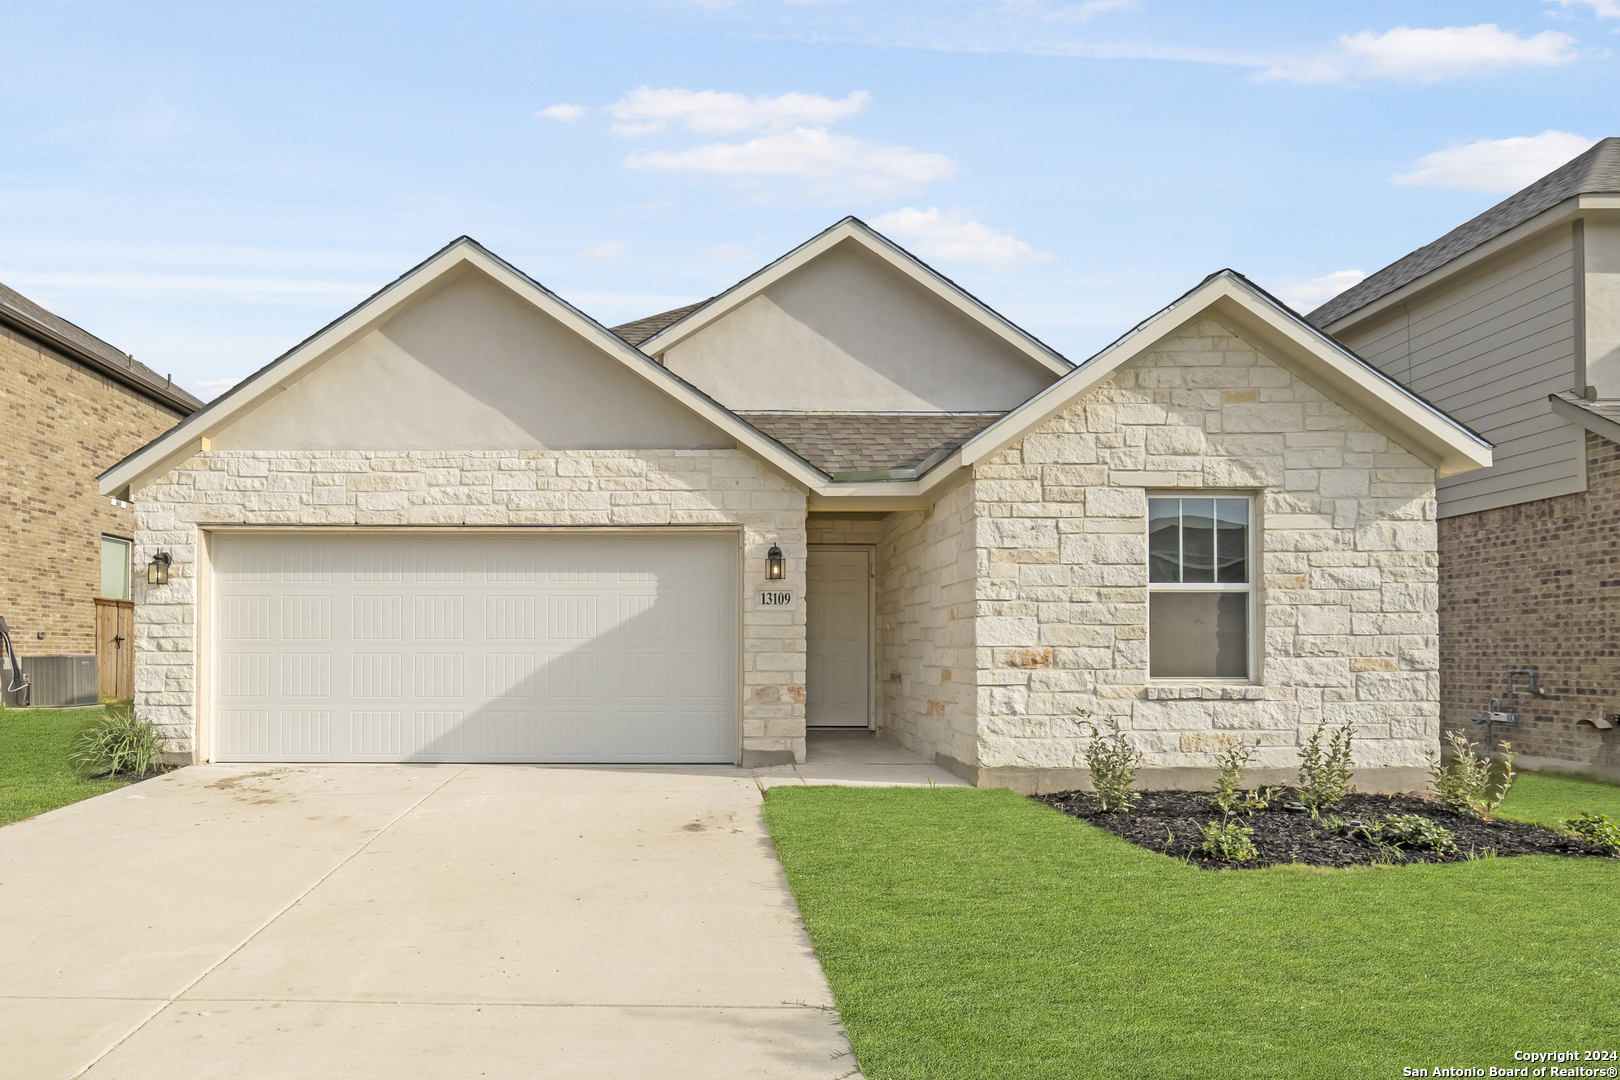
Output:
756,588,797,610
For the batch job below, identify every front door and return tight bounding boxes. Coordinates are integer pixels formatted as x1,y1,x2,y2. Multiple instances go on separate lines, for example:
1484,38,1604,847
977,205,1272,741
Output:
806,548,870,728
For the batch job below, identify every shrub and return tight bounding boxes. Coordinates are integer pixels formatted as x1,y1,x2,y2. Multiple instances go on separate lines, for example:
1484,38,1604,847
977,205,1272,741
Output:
68,706,169,779
1381,813,1458,854
1085,722,1142,813
1199,818,1258,863
1559,812,1620,856
1432,731,1516,819
1210,741,1255,816
1297,721,1354,813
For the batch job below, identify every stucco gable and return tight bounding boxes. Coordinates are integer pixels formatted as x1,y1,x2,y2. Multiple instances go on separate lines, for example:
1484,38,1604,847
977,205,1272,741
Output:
656,239,1060,411
211,271,734,453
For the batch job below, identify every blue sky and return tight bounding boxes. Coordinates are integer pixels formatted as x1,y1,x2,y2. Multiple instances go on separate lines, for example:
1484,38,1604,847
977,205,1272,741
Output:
4,0,1618,399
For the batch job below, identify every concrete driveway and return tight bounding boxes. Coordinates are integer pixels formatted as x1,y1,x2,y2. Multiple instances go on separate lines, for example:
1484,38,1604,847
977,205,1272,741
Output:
2,764,863,1079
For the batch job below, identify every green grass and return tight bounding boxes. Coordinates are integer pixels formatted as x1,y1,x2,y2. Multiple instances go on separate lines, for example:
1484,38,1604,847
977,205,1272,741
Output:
763,784,1620,1080
0,706,127,826
1497,769,1620,827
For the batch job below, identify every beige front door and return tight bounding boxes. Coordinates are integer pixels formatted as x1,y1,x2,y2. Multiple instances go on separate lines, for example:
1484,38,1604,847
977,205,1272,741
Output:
806,548,870,728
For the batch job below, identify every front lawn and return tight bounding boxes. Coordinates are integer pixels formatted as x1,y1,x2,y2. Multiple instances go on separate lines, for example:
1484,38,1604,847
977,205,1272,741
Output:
0,706,127,826
763,782,1620,1080
1496,769,1620,827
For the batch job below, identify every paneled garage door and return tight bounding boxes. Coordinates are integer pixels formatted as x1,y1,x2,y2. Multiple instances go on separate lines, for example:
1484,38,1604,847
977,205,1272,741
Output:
211,531,737,763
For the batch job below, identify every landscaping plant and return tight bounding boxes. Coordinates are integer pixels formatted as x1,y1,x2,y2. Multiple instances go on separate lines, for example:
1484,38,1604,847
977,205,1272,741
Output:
1296,720,1354,813
1380,813,1459,854
1084,721,1142,813
1559,811,1620,856
67,705,169,779
1210,740,1255,816
1198,817,1257,863
1432,730,1516,819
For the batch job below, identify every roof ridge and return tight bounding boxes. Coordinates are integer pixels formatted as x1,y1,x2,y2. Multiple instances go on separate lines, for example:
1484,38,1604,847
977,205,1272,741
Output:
1309,136,1620,329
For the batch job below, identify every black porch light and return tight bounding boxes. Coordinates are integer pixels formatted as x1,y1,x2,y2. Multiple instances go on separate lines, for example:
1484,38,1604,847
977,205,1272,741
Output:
766,545,785,581
147,551,172,586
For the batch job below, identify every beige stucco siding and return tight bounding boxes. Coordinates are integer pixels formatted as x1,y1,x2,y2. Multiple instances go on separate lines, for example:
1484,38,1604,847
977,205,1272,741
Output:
660,241,1057,411
131,449,806,763
214,273,734,453
964,316,1440,786
1336,228,1580,518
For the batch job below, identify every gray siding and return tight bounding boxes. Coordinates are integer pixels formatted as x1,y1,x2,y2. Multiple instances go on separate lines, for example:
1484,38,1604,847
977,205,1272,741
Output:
1337,228,1582,518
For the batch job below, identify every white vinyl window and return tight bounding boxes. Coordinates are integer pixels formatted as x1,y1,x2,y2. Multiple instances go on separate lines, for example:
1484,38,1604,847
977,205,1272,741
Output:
100,536,132,601
1147,497,1252,680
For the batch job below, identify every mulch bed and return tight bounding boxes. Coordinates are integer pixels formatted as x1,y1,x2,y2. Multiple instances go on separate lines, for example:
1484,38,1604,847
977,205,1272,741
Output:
1033,789,1615,870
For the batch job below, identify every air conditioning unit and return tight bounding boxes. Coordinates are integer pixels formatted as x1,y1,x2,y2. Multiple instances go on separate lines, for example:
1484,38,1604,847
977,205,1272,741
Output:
1,655,98,708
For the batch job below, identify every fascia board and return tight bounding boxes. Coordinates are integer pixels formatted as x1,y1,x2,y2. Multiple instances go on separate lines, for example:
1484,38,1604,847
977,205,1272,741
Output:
102,240,831,498
1321,197,1584,337
640,220,1073,377
1549,392,1620,444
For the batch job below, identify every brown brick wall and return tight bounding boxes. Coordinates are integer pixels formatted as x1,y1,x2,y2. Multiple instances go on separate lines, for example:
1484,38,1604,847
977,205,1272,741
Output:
0,323,187,657
1438,429,1620,776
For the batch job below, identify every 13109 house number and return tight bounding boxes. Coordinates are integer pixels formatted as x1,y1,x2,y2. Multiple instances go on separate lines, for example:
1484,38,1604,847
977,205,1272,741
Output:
756,589,796,610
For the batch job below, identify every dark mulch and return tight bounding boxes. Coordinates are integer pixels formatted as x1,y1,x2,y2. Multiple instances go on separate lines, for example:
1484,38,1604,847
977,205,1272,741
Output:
1033,789,1614,870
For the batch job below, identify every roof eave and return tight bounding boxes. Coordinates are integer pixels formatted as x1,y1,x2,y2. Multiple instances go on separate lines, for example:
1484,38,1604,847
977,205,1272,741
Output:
0,306,201,415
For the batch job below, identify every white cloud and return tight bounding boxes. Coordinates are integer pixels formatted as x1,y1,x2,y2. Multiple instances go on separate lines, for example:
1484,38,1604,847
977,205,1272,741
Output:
606,87,869,136
625,128,955,195
708,243,757,262
536,103,589,122
1042,0,1138,23
870,207,1054,271
1269,270,1367,312
1392,131,1598,192
1260,24,1580,83
580,240,628,260
0,269,371,302
1547,0,1620,16
191,377,242,400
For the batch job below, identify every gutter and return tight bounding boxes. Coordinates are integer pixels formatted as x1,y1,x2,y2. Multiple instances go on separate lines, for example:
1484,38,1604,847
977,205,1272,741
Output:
0,306,200,416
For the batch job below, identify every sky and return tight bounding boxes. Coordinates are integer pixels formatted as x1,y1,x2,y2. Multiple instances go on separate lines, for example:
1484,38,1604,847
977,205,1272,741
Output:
3,0,1619,401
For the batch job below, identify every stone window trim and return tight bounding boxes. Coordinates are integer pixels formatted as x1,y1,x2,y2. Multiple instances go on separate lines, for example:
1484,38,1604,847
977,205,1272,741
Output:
1146,492,1257,684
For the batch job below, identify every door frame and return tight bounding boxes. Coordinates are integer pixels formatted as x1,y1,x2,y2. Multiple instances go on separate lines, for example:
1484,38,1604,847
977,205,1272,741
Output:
200,524,746,764
805,544,875,731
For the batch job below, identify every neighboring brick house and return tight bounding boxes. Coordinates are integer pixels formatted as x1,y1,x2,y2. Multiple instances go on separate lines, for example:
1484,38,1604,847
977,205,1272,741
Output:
1312,138,1620,781
1,282,201,698
101,222,1488,790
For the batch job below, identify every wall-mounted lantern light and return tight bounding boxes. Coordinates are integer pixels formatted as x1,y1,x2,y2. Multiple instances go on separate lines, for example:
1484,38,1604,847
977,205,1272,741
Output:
766,545,785,581
147,551,172,586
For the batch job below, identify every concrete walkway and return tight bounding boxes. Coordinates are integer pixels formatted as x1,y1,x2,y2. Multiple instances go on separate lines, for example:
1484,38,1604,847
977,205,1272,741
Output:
2,734,952,1079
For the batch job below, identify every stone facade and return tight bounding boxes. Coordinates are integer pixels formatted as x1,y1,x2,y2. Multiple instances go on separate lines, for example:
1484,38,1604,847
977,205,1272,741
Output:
1436,429,1620,780
132,448,807,763
1,322,189,656
872,317,1442,791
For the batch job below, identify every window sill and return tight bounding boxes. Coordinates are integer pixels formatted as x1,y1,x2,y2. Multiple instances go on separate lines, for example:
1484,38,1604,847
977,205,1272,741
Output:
1144,684,1266,701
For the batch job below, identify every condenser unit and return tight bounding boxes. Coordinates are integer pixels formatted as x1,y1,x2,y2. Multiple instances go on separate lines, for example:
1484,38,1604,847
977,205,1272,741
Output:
1,655,98,708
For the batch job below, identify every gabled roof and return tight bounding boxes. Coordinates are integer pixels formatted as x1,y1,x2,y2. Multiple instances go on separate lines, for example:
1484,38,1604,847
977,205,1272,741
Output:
634,216,1074,378
99,237,836,499
611,301,712,347
1310,137,1620,329
0,279,203,414
813,269,1491,504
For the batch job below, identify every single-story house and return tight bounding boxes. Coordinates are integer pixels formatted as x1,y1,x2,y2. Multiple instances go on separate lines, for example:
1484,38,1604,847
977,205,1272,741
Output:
101,219,1490,791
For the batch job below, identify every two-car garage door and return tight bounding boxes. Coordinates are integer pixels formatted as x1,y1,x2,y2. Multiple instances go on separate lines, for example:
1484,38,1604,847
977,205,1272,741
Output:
211,531,737,763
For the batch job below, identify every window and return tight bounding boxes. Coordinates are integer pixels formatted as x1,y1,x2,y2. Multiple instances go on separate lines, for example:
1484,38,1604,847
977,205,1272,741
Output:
1147,497,1251,680
100,536,132,601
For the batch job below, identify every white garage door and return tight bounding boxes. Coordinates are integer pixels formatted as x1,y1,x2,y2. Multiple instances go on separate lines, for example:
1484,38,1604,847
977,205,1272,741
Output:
211,531,737,763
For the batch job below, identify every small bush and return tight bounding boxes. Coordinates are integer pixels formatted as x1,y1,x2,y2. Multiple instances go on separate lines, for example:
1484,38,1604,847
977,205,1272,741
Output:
1381,813,1458,854
1210,741,1255,816
1085,722,1142,813
1297,721,1354,813
68,706,169,779
1432,731,1516,819
1199,818,1258,863
1559,812,1620,856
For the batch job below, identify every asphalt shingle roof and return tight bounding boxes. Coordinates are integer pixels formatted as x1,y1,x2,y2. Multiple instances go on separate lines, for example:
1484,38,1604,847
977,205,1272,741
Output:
610,301,712,347
1309,137,1620,330
0,279,204,412
736,411,1005,474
